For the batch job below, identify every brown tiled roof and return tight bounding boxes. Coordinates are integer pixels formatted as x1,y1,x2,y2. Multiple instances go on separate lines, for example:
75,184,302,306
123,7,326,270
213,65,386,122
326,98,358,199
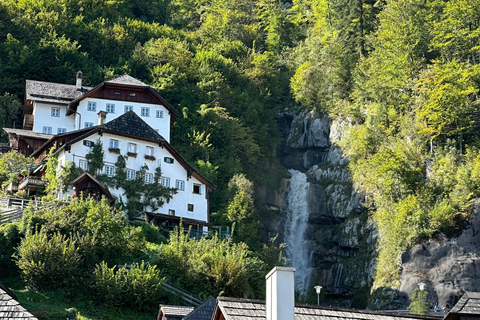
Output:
105,74,149,87
0,288,38,319
3,128,53,140
159,305,194,320
214,297,438,320
25,80,92,105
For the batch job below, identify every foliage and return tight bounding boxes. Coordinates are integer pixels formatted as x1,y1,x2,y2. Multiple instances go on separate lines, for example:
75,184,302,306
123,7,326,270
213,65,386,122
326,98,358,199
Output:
226,174,261,250
85,139,104,175
155,227,265,298
0,222,22,277
112,156,177,219
93,261,163,310
0,151,34,189
16,230,80,291
408,288,430,315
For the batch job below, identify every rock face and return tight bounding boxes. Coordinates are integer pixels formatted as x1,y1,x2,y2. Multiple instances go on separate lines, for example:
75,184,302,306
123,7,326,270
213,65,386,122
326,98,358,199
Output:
272,109,376,307
396,199,480,309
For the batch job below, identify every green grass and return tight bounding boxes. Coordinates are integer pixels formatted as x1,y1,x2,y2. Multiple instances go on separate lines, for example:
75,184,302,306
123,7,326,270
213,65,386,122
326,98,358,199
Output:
2,277,158,320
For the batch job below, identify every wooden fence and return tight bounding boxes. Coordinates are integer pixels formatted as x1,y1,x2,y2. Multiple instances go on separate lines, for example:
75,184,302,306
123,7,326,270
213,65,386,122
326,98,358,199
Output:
0,197,58,225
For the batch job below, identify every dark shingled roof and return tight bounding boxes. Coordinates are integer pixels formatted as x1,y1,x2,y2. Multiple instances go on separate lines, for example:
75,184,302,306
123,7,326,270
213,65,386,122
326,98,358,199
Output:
105,74,149,87
26,80,92,105
214,297,439,320
183,297,216,320
3,128,53,140
0,287,38,319
445,292,480,320
101,111,166,142
158,305,194,320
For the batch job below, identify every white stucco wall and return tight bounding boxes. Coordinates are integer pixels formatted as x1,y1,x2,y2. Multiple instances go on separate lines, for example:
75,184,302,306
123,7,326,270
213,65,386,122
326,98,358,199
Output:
76,98,171,142
60,132,208,222
32,102,76,134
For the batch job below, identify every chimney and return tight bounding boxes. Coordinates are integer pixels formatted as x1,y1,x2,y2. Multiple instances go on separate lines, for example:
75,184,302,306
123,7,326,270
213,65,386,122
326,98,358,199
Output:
97,110,107,125
266,267,295,320
76,71,83,90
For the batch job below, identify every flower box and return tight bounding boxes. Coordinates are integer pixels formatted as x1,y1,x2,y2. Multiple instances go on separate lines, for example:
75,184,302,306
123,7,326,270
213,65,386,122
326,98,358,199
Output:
127,152,137,158
108,147,120,154
144,155,156,161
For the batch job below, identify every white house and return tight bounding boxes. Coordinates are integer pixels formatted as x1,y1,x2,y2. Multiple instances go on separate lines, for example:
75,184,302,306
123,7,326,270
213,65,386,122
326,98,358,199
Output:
31,111,214,228
24,72,177,143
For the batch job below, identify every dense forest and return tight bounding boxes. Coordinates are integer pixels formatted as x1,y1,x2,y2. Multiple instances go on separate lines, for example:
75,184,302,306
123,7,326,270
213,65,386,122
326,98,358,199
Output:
2,0,480,317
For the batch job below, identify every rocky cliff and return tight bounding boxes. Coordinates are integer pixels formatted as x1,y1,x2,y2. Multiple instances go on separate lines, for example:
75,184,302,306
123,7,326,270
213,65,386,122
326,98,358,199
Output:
266,108,480,310
260,109,377,307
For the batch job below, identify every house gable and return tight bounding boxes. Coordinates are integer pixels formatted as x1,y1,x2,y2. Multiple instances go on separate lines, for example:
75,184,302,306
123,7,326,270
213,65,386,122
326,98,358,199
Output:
66,74,178,126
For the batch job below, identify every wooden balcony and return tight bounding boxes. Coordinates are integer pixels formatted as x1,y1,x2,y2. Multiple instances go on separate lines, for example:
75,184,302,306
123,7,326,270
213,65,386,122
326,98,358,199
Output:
23,114,34,130
18,177,46,191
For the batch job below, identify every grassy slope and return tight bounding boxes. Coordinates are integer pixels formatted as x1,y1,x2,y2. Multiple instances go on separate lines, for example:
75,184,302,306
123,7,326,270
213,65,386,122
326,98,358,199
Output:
3,276,158,320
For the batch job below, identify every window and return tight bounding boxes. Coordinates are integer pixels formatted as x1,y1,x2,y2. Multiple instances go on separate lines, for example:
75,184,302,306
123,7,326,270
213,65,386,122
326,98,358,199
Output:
156,110,164,118
145,173,153,184
42,126,52,134
109,139,119,149
87,102,96,111
84,122,94,128
130,93,136,97
105,165,115,177
193,184,201,194
145,146,154,156
83,140,94,147
124,105,133,113
141,107,150,117
187,204,194,212
126,169,135,180
79,159,88,170
161,177,170,187
164,157,174,164
106,103,115,113
51,107,60,117
168,209,175,216
114,91,120,95
176,180,185,191
128,143,137,153
57,128,66,134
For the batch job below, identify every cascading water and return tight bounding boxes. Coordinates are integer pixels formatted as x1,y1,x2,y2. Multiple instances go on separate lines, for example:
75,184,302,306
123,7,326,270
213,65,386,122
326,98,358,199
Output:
284,169,312,293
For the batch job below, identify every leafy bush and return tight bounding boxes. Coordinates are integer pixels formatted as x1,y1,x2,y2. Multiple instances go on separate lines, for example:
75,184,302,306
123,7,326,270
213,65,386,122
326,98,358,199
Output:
16,230,80,291
0,222,22,276
140,222,160,243
156,227,265,299
93,261,163,310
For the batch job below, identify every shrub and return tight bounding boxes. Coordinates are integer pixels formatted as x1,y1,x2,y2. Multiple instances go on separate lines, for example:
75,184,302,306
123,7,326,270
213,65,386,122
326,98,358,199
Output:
0,223,22,276
93,261,163,310
140,222,160,243
16,230,80,291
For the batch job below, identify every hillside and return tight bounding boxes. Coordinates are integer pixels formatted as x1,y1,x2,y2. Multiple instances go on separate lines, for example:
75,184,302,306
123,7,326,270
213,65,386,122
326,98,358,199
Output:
1,0,480,312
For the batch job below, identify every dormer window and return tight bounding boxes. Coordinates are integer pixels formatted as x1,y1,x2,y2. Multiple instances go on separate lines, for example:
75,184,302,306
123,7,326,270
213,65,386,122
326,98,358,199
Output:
130,93,136,97
114,91,120,95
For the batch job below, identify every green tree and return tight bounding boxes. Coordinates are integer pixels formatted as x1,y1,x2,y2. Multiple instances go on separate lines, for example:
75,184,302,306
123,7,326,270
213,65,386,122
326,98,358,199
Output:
408,288,430,315
226,174,261,250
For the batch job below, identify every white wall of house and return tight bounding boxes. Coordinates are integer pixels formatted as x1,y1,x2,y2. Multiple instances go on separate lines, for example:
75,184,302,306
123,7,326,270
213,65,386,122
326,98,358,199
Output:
32,102,76,134
59,132,208,223
76,98,171,142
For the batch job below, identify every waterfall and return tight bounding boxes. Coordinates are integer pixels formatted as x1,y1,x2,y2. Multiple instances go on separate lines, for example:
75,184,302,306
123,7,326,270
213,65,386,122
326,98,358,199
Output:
284,169,312,293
